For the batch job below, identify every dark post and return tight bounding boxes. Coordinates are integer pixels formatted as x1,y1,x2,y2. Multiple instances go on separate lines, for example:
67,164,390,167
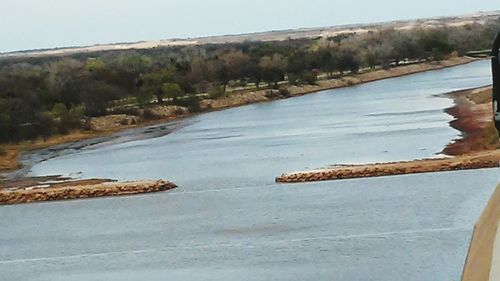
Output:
492,32,500,133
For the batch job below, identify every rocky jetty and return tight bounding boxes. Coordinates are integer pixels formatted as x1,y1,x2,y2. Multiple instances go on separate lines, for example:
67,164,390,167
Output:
0,180,177,205
276,152,499,183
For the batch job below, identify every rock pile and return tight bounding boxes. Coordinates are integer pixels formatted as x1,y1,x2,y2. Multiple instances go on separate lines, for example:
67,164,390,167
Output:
0,180,177,205
276,154,499,183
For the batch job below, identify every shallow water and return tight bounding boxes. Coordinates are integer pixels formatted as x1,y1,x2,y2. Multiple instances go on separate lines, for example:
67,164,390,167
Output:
1,169,498,281
1,60,498,281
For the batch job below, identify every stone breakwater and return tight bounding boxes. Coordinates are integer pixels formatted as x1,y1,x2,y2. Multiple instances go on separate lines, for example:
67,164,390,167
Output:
0,180,177,205
275,152,500,183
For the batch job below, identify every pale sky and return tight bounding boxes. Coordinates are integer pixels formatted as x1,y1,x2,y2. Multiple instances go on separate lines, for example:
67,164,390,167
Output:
0,0,498,52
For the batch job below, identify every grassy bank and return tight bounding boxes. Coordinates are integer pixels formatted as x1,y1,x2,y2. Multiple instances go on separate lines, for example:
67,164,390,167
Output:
0,56,478,176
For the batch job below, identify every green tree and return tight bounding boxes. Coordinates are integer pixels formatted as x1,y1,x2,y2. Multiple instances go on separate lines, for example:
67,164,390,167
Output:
163,82,184,104
338,52,360,74
141,69,173,104
417,30,454,61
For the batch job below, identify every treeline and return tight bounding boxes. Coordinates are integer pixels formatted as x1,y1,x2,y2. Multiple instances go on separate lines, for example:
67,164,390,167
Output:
1,19,500,143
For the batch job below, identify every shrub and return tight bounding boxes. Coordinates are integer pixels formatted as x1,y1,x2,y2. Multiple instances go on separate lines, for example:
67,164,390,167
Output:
279,88,291,97
177,94,201,112
208,85,225,99
300,72,318,85
109,107,140,116
141,109,160,120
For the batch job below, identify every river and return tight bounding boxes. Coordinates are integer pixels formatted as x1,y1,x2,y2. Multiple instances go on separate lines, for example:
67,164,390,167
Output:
26,60,493,189
1,60,499,281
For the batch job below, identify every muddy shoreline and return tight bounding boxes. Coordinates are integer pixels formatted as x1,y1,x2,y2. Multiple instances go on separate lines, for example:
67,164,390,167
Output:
4,119,192,180
443,86,499,155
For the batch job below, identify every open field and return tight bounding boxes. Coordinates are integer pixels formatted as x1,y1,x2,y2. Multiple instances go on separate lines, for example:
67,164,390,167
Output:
1,11,499,59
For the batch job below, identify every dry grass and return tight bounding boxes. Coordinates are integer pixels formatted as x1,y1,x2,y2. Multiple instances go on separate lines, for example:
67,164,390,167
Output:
0,145,22,172
469,88,493,104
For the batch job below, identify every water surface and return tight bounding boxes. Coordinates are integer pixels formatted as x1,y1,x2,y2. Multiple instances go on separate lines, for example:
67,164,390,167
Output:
1,60,498,281
29,60,492,191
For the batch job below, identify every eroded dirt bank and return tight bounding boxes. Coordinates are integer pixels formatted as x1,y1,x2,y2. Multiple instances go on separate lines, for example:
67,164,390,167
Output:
0,179,177,205
444,87,499,155
276,85,499,183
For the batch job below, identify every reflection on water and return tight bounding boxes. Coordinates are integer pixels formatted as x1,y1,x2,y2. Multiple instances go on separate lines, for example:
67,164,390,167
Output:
2,60,498,281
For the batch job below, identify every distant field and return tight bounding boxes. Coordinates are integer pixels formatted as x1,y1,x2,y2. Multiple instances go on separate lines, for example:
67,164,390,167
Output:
2,10,499,59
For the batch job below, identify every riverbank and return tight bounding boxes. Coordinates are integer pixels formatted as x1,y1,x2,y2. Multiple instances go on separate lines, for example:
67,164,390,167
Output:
276,85,499,183
444,86,499,155
0,56,477,176
0,179,177,205
200,56,476,111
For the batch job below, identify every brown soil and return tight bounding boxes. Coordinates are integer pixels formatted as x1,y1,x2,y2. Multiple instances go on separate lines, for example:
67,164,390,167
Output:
276,85,499,183
444,87,499,155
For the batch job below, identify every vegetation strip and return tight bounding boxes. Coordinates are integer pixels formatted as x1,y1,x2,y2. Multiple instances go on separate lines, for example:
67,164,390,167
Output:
0,180,177,205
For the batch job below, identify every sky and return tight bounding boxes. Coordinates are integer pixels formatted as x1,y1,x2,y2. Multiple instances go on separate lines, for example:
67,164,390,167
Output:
0,0,498,53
